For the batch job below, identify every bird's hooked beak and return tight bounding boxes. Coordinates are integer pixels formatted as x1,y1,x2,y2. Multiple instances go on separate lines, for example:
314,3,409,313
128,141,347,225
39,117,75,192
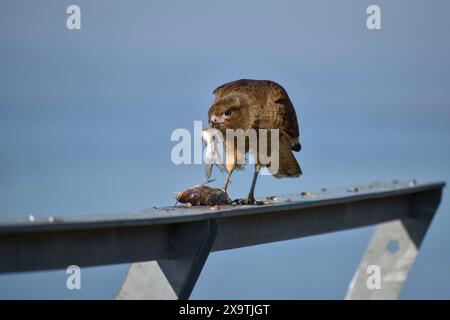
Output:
209,115,222,129
209,120,220,129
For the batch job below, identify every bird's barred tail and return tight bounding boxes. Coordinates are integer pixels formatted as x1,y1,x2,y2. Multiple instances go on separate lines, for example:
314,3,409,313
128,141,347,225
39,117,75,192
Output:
269,142,302,178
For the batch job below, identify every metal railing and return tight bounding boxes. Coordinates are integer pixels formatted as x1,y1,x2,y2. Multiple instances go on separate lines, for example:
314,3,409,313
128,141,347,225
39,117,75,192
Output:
0,180,445,299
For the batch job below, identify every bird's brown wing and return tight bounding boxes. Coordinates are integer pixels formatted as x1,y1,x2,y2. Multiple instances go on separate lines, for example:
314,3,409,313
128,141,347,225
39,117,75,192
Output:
266,82,301,151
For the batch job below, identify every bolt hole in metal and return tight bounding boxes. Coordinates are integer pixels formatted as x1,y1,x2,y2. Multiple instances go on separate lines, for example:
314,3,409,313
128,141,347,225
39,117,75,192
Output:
386,240,400,254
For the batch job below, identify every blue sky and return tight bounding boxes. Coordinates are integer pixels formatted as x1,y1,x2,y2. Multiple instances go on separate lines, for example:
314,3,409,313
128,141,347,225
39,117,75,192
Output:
0,0,449,299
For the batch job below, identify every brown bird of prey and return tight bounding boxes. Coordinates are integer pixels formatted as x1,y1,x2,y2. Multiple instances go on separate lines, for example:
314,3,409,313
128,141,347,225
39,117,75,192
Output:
208,79,302,204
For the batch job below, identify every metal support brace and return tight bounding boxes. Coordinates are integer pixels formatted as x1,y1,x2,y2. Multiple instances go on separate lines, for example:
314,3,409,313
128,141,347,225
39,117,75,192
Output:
345,189,442,299
117,219,218,300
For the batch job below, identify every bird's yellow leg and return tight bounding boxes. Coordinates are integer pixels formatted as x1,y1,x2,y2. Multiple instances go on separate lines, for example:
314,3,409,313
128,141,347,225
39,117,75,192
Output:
223,143,237,192
223,168,234,192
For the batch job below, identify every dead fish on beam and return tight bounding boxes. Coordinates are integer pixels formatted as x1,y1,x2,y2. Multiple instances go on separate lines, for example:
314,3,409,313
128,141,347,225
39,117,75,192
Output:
175,184,230,206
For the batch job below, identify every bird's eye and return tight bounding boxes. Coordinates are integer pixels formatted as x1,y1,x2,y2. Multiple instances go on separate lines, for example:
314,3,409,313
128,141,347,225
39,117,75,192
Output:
224,109,232,116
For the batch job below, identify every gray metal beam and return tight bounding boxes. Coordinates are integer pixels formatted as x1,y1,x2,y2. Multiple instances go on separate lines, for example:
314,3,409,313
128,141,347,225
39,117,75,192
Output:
0,181,444,274
0,181,445,300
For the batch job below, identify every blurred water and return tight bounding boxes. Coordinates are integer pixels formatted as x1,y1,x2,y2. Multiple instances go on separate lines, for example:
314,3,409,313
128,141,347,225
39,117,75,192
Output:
0,0,449,299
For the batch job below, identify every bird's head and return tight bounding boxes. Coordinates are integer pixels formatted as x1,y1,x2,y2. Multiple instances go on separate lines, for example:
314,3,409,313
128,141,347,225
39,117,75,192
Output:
208,98,246,131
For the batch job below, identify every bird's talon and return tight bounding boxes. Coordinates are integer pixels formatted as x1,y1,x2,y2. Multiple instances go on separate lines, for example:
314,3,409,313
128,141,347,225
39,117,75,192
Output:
231,197,264,205
204,178,216,185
